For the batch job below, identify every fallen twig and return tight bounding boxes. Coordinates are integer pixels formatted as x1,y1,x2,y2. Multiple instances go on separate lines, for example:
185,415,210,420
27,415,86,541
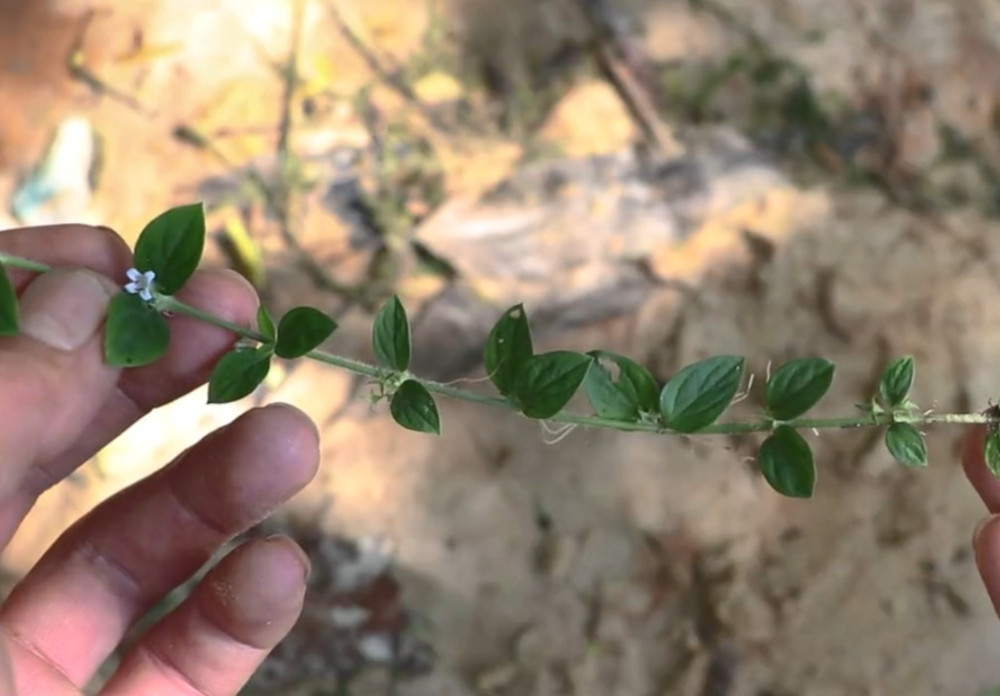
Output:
65,9,154,116
323,0,454,135
571,0,682,158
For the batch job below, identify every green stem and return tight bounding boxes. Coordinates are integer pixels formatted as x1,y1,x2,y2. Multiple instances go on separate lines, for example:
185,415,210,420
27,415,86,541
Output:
3,252,998,435
156,295,264,342
153,296,1000,435
160,295,510,403
0,253,52,273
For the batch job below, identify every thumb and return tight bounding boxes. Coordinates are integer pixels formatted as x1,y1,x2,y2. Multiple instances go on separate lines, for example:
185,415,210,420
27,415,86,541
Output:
0,269,122,498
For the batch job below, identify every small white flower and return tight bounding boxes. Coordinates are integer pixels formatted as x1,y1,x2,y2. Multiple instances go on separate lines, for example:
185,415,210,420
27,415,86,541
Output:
124,268,156,302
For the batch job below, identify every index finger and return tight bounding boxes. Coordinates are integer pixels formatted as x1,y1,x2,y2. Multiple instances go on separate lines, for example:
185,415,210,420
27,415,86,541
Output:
0,224,131,288
961,425,1000,513
0,224,259,547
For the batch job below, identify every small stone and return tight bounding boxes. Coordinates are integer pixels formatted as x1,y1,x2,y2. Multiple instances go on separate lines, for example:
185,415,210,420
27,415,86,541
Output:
600,579,653,617
536,534,579,580
514,627,544,669
329,604,371,629
357,632,395,663
476,662,520,693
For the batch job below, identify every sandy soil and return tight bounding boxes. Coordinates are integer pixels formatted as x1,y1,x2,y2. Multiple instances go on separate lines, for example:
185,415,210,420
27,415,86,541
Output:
4,1,1000,695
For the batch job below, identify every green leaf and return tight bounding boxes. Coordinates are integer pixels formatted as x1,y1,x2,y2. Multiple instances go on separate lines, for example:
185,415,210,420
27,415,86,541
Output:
884,422,928,468
484,304,534,399
587,350,659,413
373,295,411,371
659,355,745,433
275,306,337,359
104,292,171,367
133,203,206,295
985,427,1000,479
257,306,276,344
207,346,272,404
390,380,441,434
765,357,835,420
759,425,816,498
584,361,639,421
879,356,915,408
516,351,592,419
0,262,18,336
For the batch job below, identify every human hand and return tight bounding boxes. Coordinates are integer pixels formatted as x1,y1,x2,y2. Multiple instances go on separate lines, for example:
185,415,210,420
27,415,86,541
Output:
963,425,1000,619
0,223,319,695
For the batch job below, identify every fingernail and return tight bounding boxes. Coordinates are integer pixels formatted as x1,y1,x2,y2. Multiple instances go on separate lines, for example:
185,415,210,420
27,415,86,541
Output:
264,534,312,583
974,515,999,548
18,269,118,351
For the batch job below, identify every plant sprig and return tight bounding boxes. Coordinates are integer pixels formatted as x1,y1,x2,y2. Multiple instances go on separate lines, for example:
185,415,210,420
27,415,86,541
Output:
2,204,1000,499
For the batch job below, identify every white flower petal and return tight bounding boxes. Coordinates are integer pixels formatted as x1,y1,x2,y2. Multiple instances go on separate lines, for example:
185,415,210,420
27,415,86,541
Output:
123,267,158,301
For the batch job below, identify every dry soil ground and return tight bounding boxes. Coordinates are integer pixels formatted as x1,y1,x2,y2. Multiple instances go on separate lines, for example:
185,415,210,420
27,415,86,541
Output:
4,1,1000,695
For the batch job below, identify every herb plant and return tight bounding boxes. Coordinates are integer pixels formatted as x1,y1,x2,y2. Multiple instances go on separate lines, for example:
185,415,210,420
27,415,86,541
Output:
2,203,998,499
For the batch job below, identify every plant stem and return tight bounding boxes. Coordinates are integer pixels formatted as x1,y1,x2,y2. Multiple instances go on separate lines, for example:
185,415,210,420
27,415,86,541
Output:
3,252,998,435
160,296,514,405
124,296,1000,435
157,294,267,342
0,253,51,273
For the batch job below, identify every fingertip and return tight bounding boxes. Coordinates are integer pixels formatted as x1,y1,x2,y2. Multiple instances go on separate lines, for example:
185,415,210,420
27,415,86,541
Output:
199,536,309,648
239,403,322,487
963,425,988,471
166,404,321,531
260,402,322,460
975,514,1000,614
961,425,1000,513
99,536,310,695
84,224,132,281
175,268,259,325
87,224,133,269
212,267,259,299
0,223,132,290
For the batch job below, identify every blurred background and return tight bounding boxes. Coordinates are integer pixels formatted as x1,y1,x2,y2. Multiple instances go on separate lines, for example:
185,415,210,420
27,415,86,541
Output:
4,0,1000,693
